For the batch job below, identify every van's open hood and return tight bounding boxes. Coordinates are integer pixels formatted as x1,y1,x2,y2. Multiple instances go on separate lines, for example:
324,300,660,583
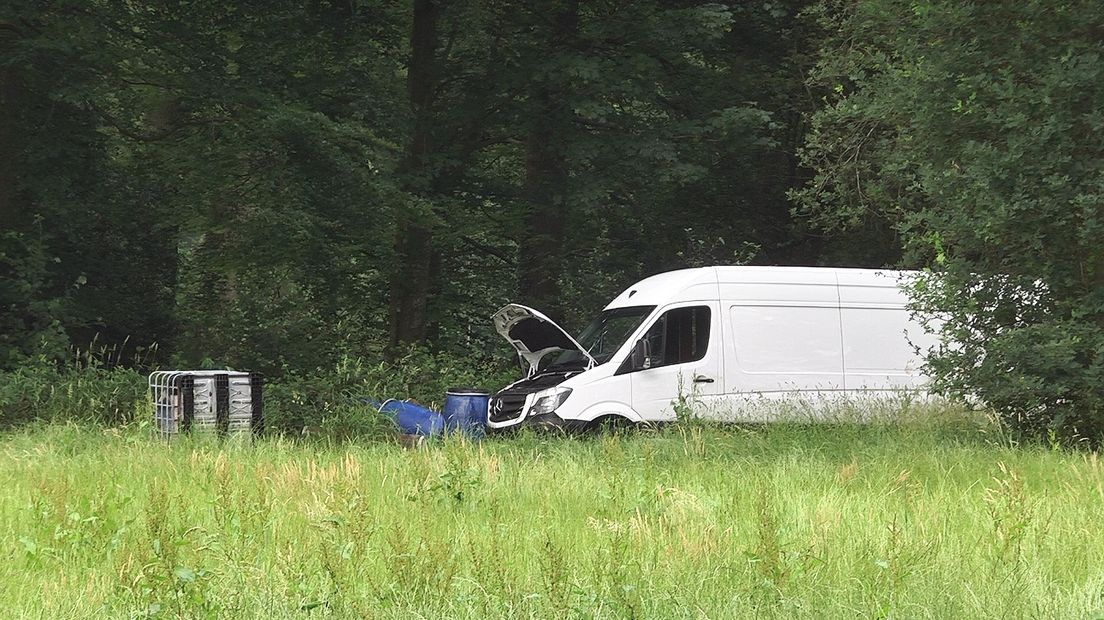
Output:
492,304,596,376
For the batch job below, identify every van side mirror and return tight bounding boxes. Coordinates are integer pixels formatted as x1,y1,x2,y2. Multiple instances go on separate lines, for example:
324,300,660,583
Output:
631,339,651,370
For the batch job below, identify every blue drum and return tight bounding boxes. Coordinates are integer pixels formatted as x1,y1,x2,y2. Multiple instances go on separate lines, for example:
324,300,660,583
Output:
378,399,445,436
443,388,490,437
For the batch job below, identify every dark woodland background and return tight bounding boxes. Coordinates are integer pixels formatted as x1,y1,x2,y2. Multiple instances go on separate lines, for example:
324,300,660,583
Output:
2,1,1102,439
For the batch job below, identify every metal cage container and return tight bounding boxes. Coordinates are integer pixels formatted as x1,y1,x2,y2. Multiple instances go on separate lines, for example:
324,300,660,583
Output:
149,370,263,437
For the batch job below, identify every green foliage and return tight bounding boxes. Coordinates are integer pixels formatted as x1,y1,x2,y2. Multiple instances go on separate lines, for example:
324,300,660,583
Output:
265,348,516,437
0,353,147,429
0,346,515,437
795,0,1104,441
0,231,70,366
3,0,821,377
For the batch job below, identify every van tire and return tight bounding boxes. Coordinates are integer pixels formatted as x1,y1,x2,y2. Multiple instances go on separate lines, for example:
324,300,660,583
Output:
586,415,636,434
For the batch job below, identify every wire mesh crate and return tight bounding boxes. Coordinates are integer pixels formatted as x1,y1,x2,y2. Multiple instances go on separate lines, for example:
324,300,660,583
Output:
149,370,263,437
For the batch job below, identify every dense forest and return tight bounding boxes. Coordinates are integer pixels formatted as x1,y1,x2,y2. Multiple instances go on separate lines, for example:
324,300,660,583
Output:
2,1,1102,439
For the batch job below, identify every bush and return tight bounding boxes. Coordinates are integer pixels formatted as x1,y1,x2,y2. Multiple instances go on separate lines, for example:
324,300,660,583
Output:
0,360,147,429
796,1,1104,443
0,347,517,439
910,274,1104,445
265,348,515,437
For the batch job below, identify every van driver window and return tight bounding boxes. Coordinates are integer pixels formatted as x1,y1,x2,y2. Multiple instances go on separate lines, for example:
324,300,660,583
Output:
641,306,710,368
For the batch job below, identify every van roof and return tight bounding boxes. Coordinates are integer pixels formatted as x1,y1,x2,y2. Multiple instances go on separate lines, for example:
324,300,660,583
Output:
604,266,915,310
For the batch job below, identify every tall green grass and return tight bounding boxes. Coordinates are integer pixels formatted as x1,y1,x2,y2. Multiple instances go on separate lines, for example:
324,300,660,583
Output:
1,414,1102,618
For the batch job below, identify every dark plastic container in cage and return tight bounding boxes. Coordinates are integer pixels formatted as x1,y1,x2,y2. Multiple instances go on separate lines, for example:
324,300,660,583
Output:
148,370,263,438
444,387,490,437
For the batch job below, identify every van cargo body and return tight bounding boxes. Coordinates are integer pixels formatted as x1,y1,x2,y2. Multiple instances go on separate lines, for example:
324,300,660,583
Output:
489,267,936,431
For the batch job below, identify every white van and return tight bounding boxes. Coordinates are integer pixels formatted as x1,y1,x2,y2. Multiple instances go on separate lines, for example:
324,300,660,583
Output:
489,266,936,431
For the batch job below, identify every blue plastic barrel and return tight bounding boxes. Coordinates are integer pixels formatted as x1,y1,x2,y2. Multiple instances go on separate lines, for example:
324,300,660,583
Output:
444,388,490,437
378,399,445,436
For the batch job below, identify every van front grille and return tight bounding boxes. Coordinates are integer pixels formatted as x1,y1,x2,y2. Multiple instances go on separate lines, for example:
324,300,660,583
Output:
489,370,579,424
489,392,527,423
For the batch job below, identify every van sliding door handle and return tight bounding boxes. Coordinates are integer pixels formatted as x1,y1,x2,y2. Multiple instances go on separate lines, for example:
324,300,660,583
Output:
692,376,714,384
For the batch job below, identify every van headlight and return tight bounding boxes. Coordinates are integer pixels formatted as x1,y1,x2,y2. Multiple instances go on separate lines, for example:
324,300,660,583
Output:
529,387,572,416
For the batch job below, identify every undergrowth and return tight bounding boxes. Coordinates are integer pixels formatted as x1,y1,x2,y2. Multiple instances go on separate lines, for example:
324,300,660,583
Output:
0,348,513,437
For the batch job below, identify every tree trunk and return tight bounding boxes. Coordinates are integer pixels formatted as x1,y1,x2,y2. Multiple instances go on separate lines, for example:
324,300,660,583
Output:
517,1,578,321
388,221,437,348
519,114,569,318
388,0,441,351
0,26,22,229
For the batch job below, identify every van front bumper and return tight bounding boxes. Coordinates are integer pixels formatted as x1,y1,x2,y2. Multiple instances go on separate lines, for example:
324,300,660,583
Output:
525,412,589,434
487,412,588,434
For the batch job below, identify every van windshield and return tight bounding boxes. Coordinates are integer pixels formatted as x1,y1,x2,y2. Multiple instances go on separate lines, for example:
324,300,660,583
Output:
549,305,655,368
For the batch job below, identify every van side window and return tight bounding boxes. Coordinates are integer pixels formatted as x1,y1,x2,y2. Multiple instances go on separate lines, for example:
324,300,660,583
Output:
641,306,711,368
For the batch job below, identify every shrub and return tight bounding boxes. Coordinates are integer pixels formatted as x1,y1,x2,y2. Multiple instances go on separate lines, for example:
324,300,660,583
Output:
265,348,515,437
796,1,1104,443
0,358,147,428
1,346,516,438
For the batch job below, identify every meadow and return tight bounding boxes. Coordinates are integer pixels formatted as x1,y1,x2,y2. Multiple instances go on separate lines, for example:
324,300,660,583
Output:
1,410,1103,619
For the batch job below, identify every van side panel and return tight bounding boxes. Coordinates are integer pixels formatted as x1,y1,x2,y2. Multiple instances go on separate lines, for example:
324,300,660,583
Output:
837,272,935,390
719,270,845,393
728,305,845,392
839,308,922,387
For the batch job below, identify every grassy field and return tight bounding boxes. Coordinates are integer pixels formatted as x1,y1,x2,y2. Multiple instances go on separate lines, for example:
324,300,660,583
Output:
1,412,1103,619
